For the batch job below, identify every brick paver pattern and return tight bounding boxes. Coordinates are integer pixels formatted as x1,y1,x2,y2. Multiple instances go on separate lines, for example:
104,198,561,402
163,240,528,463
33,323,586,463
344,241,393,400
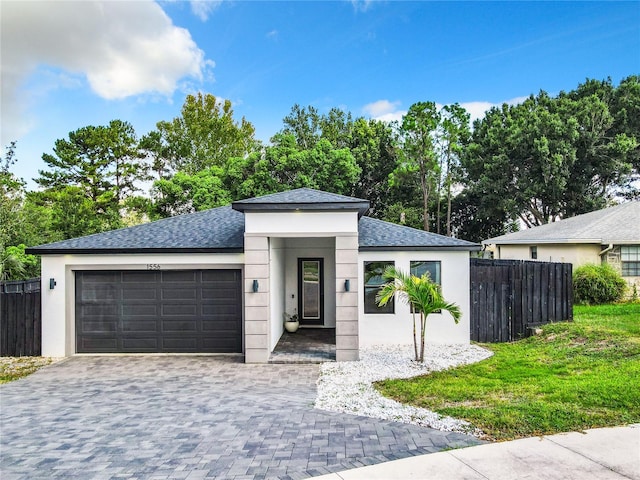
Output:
0,356,483,479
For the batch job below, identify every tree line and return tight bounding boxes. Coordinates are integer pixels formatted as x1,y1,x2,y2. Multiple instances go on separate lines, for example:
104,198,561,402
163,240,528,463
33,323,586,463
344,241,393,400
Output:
1,76,638,280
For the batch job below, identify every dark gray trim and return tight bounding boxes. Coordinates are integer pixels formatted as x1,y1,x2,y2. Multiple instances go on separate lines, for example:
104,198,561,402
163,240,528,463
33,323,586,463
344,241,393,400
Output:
297,258,324,326
232,201,370,217
26,247,244,255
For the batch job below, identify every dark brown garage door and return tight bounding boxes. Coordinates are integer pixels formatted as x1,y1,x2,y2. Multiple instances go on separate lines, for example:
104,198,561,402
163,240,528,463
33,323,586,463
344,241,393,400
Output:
75,270,242,353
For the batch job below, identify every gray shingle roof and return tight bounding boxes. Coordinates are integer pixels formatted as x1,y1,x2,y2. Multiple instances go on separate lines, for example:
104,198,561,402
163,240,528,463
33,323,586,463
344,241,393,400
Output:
27,206,245,254
27,190,480,254
232,188,370,216
484,202,640,245
358,217,480,251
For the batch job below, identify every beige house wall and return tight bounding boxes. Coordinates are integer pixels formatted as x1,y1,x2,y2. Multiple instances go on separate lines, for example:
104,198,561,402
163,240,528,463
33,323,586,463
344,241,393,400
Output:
495,243,601,265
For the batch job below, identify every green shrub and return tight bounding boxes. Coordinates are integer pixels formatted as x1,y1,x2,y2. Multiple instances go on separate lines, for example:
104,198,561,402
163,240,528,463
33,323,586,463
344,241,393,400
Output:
573,264,626,305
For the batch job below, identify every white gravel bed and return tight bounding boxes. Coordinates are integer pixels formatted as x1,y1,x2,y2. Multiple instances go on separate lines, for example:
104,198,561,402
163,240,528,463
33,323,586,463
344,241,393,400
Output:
315,343,493,436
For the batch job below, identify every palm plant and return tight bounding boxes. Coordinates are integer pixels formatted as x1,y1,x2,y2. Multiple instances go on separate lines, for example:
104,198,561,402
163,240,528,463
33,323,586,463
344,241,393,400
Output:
0,248,26,281
376,266,461,362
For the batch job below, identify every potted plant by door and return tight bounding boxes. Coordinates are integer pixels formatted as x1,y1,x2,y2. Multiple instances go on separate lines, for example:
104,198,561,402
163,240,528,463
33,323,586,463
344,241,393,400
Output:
283,312,299,333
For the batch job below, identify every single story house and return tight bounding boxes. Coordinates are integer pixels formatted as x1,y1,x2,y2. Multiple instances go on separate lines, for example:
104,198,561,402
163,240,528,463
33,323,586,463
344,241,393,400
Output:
28,188,479,362
483,202,640,290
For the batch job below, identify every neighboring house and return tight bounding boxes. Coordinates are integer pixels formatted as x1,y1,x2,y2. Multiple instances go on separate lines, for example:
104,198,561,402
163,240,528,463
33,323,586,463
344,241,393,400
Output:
27,188,479,362
483,202,640,291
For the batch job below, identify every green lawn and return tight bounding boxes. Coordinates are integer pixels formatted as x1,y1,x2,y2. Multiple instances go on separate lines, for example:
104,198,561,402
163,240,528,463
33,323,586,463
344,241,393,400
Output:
0,357,53,384
376,303,640,441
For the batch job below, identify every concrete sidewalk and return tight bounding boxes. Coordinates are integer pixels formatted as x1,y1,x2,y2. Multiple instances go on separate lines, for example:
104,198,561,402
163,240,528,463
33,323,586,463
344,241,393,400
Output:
313,425,640,480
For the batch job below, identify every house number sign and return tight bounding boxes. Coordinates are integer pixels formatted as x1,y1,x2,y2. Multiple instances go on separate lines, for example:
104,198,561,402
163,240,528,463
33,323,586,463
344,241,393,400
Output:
146,264,162,270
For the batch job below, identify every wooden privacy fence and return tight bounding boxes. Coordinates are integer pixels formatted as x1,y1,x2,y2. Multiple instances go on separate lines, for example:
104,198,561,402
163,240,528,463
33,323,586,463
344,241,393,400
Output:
470,259,573,342
0,278,42,356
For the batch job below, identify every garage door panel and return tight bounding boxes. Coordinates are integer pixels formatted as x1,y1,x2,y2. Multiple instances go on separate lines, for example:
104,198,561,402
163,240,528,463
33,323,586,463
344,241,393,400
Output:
81,304,119,316
122,271,158,283
122,304,158,316
201,270,237,282
122,338,158,351
76,270,242,353
162,320,198,332
79,337,119,351
81,285,118,301
161,338,198,350
161,288,197,300
162,304,197,316
201,304,240,315
81,272,120,283
121,320,158,333
80,321,119,333
202,283,237,300
122,288,157,300
162,271,197,282
202,321,240,331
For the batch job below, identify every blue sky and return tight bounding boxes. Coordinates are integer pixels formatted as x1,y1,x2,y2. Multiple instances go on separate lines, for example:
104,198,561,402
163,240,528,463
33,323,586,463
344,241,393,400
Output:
2,1,639,188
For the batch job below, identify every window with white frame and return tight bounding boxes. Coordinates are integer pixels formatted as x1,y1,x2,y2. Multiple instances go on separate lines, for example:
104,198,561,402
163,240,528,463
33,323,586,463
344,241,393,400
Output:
621,246,640,276
364,261,394,313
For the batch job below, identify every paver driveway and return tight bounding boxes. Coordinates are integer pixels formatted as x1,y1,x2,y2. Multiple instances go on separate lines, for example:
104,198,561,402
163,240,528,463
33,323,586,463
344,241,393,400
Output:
0,357,483,479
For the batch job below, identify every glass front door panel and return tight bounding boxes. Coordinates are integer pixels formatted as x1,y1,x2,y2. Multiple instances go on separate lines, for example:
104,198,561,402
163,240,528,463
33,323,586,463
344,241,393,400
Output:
302,260,320,320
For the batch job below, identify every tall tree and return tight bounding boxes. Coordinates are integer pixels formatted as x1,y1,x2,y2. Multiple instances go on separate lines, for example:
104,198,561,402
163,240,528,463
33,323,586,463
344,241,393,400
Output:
460,77,639,235
107,119,146,201
139,130,172,181
393,102,441,231
0,141,24,249
151,93,259,175
348,118,399,217
281,104,322,150
35,120,147,236
463,93,579,228
436,104,470,236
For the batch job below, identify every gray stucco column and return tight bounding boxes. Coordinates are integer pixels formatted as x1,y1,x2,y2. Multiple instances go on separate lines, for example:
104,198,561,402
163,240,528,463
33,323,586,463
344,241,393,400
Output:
244,235,270,363
335,234,359,361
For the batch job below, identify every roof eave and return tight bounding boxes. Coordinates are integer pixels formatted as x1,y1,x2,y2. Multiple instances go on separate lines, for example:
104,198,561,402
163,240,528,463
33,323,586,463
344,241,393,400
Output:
359,245,481,252
483,238,603,245
232,201,370,217
25,247,245,255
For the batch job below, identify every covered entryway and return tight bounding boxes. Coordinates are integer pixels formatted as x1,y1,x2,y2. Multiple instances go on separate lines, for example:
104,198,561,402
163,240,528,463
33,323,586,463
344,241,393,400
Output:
75,269,242,353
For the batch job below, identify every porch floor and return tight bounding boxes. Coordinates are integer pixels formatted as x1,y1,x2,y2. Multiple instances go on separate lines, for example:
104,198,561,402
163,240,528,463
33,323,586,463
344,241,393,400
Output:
269,328,336,364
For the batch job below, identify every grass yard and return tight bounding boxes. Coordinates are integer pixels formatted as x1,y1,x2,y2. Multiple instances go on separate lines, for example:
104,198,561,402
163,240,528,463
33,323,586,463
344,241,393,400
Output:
376,303,640,441
0,357,53,384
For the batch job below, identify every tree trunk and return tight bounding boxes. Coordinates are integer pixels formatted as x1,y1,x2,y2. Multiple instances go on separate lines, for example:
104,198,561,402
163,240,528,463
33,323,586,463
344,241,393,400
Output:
420,164,430,232
446,149,452,236
419,313,427,362
436,170,442,235
412,306,418,362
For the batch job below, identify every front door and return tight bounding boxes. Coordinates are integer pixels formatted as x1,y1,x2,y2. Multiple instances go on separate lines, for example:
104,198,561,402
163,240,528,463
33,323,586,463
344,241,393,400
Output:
298,258,324,325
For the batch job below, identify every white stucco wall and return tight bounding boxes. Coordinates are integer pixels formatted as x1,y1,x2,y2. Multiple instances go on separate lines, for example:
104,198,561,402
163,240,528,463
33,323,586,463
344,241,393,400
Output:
244,211,358,235
269,238,285,350
40,253,244,357
282,237,336,327
358,250,471,346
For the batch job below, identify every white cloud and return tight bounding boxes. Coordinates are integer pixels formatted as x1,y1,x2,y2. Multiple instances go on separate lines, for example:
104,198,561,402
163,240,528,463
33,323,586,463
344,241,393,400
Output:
350,0,374,13
362,96,529,126
190,0,222,22
0,0,213,144
266,29,279,40
362,99,405,121
459,97,528,123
